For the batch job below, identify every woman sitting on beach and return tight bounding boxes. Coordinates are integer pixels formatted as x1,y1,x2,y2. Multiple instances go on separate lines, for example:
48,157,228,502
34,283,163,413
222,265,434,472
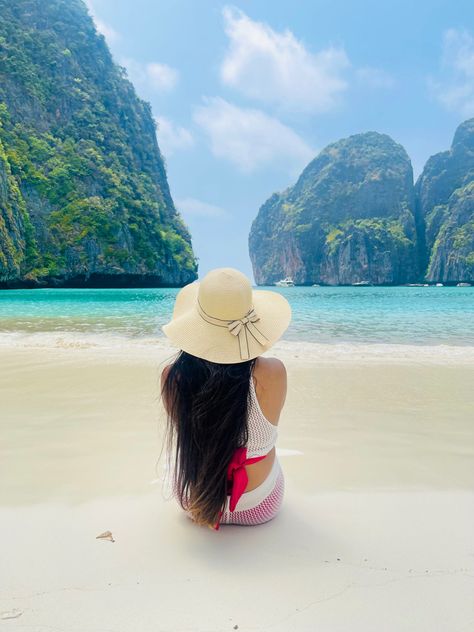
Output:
160,267,292,530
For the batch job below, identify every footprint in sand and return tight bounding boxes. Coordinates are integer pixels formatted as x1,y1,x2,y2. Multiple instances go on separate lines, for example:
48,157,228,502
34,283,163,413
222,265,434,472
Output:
1,609,23,620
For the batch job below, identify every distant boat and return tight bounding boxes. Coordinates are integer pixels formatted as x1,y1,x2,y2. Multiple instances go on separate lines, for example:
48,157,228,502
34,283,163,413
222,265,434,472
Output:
435,283,444,287
275,277,295,287
457,282,471,287
312,283,321,287
352,281,371,286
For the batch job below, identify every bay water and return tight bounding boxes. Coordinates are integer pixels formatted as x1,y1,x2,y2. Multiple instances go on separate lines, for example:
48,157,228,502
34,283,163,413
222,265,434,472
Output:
0,286,473,346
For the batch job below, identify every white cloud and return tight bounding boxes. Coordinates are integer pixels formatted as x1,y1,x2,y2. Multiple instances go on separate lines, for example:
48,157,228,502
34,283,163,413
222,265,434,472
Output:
220,6,349,113
122,59,179,93
175,197,229,218
430,29,474,116
145,63,179,92
85,1,119,43
155,116,194,156
356,66,395,89
193,97,315,173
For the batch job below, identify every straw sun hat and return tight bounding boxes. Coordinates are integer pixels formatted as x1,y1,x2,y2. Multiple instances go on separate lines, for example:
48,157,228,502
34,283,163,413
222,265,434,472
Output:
162,268,292,364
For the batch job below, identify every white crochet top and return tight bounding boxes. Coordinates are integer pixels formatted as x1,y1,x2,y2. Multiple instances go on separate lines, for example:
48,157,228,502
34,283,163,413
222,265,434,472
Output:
245,374,278,458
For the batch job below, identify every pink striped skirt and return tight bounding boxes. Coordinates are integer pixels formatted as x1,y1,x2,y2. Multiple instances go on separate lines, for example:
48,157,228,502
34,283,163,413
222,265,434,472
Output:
218,456,284,526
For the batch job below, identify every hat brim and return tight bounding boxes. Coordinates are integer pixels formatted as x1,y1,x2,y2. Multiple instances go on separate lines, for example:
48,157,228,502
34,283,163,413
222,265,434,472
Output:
162,281,291,364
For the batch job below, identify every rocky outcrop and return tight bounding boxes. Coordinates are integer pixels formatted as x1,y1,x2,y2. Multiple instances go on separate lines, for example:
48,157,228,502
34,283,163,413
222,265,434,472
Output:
249,132,421,285
0,138,28,280
0,0,197,288
415,119,474,284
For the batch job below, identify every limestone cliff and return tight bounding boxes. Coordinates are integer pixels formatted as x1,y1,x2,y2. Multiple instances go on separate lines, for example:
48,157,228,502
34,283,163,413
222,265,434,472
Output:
415,119,474,283
249,132,421,285
0,0,197,287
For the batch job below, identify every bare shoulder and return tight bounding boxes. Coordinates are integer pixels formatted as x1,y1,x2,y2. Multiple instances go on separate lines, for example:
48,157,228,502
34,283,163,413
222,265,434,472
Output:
252,357,287,425
254,356,287,385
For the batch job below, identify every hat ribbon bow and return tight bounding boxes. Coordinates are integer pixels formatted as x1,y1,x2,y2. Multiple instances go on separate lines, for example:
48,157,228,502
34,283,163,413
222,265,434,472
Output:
197,302,269,361
227,308,269,360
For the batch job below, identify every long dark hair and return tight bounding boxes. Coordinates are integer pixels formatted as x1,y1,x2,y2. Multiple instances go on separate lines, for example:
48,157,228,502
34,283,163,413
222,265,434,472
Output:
161,351,256,528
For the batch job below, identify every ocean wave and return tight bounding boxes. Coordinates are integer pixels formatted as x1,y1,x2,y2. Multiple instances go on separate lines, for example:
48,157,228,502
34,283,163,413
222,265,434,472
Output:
1,330,474,365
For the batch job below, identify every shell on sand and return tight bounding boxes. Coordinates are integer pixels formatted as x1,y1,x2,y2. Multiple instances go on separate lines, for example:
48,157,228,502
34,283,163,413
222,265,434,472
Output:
96,530,115,542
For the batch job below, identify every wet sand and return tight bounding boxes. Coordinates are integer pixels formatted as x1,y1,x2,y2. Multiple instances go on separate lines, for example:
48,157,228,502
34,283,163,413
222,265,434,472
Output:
1,338,473,630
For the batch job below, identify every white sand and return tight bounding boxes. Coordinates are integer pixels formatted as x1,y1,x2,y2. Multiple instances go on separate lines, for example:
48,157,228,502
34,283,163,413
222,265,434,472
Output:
1,339,474,631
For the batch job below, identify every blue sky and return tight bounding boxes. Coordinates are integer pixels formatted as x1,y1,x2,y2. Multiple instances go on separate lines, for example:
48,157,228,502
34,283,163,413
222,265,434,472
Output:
86,0,474,280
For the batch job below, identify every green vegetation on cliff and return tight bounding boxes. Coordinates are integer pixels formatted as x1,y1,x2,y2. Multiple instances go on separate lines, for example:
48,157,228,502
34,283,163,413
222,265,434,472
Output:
0,0,197,287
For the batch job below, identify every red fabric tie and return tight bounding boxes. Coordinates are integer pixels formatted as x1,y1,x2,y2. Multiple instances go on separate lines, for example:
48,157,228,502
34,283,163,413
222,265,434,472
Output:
214,447,266,530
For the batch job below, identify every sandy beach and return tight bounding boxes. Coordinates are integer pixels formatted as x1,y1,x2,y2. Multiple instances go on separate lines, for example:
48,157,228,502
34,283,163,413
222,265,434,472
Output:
1,337,474,631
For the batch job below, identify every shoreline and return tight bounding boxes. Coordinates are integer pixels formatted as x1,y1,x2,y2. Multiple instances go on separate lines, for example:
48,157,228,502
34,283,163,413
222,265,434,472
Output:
1,330,474,366
1,281,472,289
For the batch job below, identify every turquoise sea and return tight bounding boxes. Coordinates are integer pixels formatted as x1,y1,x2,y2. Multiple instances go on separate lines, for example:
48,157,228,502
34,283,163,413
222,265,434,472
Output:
0,286,473,346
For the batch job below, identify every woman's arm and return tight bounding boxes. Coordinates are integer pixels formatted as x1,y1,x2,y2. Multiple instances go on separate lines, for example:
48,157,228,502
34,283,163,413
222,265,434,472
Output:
160,364,171,414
